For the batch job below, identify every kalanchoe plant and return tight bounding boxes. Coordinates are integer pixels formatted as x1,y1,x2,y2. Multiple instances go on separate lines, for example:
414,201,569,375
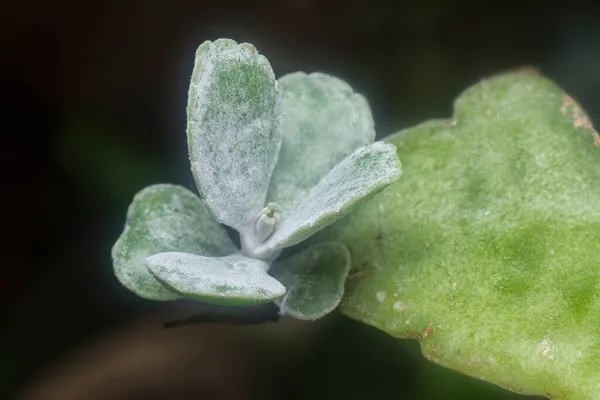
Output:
112,39,402,320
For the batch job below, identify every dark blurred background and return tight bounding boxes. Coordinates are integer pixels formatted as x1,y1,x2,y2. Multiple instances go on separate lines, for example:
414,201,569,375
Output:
2,1,599,399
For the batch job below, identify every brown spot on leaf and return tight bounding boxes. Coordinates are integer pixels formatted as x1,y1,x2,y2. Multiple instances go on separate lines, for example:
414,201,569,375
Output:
444,119,457,126
512,66,540,76
560,93,600,147
432,345,439,354
347,270,366,280
407,330,420,339
420,325,434,340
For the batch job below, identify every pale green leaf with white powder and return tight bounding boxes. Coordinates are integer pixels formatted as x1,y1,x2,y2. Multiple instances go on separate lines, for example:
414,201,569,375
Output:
111,184,237,300
187,39,283,229
271,243,351,320
267,72,375,214
258,142,401,252
145,252,286,306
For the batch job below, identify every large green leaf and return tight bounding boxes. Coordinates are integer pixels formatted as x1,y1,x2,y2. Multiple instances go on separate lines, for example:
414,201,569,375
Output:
267,72,375,214
187,39,282,229
316,71,600,399
112,184,236,300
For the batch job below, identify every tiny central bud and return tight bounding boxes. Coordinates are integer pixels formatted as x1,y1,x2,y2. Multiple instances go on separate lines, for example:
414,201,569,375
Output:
255,203,281,243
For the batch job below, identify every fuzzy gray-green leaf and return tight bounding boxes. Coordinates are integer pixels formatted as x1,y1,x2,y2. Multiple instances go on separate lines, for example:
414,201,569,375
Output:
259,142,401,252
267,72,375,213
271,243,351,320
187,39,283,229
112,184,236,300
145,252,286,306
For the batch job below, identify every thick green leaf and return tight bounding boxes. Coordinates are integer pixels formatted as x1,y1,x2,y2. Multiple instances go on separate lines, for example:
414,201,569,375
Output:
145,252,285,306
112,184,236,300
316,71,600,399
267,72,375,213
187,39,283,229
270,243,351,320
258,142,401,253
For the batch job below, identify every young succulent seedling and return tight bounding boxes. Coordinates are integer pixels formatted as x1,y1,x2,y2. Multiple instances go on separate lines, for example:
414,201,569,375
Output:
112,38,402,320
110,37,600,398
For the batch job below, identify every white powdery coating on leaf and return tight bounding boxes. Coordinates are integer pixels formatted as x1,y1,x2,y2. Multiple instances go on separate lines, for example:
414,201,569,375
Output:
271,242,351,320
145,252,286,304
111,184,236,300
261,142,402,251
267,72,375,214
187,39,283,229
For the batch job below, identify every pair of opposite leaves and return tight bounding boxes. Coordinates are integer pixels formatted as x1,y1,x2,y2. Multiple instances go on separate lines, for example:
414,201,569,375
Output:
112,39,402,320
